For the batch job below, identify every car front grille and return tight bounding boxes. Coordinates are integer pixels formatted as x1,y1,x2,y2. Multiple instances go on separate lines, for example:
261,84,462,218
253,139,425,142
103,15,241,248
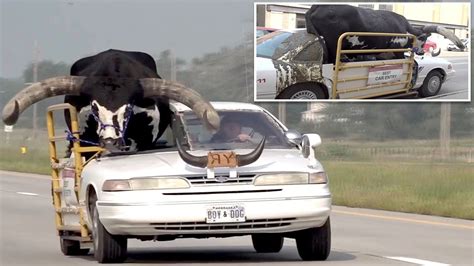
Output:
151,218,296,231
185,174,255,186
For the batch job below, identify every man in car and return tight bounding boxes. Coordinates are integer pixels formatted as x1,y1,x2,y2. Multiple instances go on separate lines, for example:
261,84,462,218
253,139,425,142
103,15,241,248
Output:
210,116,251,143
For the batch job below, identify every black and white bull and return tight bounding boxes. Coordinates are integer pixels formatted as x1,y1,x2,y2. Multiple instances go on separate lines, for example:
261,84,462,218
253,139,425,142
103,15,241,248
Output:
2,49,264,166
305,5,466,64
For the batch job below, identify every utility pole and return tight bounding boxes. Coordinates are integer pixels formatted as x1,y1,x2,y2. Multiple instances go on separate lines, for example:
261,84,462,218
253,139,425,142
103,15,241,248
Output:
32,40,39,138
440,103,451,160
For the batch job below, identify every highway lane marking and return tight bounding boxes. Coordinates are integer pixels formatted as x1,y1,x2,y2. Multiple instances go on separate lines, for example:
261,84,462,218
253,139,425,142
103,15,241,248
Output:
385,256,449,266
16,192,39,196
333,210,473,230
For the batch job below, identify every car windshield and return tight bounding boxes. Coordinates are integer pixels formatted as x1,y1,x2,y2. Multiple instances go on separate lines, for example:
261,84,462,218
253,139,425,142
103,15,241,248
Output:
178,110,293,151
256,31,293,58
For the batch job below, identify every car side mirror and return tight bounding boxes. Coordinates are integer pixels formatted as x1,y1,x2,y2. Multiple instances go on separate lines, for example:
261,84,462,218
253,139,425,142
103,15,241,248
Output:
301,134,322,159
285,129,302,146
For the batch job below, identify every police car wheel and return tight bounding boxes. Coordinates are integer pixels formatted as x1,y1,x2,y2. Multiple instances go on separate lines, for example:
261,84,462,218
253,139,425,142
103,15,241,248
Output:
277,83,327,99
419,70,443,97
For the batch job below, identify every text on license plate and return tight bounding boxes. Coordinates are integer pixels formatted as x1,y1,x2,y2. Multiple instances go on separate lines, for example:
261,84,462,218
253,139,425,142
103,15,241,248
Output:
206,205,245,223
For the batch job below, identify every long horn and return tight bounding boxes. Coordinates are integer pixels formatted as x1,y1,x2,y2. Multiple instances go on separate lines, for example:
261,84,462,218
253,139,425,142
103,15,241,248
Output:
176,137,266,168
423,25,465,50
176,140,208,168
236,137,265,167
2,76,85,125
139,78,220,131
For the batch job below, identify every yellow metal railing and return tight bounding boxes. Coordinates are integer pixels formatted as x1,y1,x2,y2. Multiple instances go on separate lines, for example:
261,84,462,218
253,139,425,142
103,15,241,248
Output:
332,32,417,99
46,103,104,239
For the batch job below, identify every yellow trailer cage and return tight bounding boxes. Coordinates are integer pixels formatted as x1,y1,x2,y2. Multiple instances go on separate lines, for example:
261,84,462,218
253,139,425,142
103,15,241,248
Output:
332,32,417,99
46,103,104,253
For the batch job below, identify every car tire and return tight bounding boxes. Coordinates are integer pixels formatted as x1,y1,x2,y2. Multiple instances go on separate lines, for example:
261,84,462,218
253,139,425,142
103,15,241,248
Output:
276,83,327,99
418,70,443,98
90,193,127,263
295,218,331,261
251,234,284,253
60,237,90,256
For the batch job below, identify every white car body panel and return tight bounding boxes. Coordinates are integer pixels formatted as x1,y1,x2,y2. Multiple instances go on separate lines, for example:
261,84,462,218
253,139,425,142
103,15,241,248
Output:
255,57,277,99
413,55,455,89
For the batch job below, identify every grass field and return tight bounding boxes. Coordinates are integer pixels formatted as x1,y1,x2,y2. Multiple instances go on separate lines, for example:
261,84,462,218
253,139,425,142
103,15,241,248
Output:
1,130,473,220
323,161,474,220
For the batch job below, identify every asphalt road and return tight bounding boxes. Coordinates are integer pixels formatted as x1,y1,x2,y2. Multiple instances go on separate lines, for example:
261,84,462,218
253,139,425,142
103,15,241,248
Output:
428,52,470,100
1,171,473,265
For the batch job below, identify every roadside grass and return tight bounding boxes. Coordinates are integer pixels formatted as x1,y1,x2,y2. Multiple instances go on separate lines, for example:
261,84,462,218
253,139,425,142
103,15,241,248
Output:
0,146,50,175
324,161,474,220
1,130,473,220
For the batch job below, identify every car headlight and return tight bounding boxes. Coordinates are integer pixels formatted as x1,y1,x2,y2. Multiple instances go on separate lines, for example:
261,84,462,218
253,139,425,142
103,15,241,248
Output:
253,172,327,186
102,177,190,191
309,172,328,184
448,64,452,70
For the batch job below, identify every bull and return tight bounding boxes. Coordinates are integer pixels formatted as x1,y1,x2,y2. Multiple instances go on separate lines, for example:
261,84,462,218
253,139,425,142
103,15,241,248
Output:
305,5,466,64
2,49,264,167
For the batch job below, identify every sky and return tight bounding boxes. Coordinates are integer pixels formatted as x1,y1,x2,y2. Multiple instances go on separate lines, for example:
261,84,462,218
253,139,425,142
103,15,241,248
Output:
0,0,255,78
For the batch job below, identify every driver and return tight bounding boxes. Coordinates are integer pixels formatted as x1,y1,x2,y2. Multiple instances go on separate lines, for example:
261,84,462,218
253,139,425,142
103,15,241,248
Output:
210,116,251,143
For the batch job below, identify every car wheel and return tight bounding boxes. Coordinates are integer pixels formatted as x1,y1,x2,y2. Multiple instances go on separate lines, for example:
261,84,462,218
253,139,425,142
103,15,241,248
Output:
89,193,127,263
60,237,90,256
251,234,284,253
418,70,443,97
276,83,327,99
295,218,331,261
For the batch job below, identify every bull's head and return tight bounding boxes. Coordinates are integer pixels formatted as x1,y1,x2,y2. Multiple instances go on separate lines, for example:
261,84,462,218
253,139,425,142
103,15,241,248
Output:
414,25,465,55
2,76,220,150
413,33,430,55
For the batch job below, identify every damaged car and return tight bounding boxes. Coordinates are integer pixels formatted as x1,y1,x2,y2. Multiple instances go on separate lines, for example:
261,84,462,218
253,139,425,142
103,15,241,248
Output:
256,29,455,99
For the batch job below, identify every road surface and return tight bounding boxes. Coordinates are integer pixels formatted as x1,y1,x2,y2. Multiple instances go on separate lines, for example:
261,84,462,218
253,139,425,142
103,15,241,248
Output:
1,171,472,265
427,52,469,100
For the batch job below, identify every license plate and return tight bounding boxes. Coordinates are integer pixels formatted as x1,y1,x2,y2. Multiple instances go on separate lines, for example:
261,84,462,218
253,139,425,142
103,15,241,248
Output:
206,205,245,223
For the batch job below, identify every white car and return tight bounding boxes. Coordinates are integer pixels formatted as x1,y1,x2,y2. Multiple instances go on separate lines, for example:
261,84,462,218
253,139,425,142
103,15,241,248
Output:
72,102,331,263
256,29,455,99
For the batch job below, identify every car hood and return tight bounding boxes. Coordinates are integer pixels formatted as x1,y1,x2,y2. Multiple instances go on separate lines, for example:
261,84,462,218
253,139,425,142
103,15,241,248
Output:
82,149,324,179
416,56,451,66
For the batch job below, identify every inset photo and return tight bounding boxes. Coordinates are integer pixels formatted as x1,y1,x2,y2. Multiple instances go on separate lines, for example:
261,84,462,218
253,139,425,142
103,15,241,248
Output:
255,3,470,101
